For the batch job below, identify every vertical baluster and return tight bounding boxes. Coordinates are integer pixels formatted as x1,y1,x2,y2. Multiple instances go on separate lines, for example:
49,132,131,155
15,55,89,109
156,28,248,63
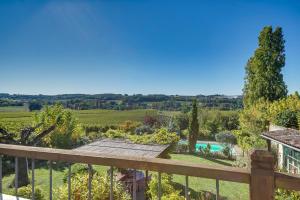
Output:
216,179,219,200
0,156,2,194
32,159,35,200
158,172,161,200
68,164,71,200
185,176,189,200
15,157,18,196
49,161,52,200
88,164,92,200
133,170,137,200
110,166,113,200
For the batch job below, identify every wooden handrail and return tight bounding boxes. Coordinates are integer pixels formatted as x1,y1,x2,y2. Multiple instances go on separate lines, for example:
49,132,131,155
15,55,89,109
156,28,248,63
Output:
1,144,300,195
0,143,250,183
275,172,300,191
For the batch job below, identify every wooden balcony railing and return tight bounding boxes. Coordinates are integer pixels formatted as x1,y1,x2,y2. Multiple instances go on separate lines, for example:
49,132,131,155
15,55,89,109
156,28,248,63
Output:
0,144,299,200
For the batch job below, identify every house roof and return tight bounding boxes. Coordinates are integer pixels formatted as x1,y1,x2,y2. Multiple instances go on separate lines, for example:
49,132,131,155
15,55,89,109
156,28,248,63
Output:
262,128,300,151
74,138,170,158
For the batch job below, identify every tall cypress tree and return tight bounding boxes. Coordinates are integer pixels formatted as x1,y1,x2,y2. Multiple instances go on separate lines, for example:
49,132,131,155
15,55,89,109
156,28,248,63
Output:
243,26,287,108
189,99,199,153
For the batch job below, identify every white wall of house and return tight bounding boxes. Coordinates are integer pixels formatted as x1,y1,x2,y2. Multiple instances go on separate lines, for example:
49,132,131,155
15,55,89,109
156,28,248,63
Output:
269,124,287,169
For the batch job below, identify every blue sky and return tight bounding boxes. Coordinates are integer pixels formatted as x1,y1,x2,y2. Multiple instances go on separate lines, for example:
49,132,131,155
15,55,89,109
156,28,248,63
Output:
0,0,299,95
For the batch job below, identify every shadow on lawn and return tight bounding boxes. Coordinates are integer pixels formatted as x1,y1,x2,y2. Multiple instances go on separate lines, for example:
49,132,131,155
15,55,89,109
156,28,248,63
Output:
202,157,233,167
33,160,68,171
173,182,228,200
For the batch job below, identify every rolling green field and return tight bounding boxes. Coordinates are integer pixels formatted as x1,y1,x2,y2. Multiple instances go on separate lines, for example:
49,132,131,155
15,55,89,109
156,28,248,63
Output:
0,106,28,112
0,107,176,126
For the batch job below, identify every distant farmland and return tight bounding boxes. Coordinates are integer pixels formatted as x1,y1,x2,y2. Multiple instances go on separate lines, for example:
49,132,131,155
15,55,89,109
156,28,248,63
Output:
0,108,176,126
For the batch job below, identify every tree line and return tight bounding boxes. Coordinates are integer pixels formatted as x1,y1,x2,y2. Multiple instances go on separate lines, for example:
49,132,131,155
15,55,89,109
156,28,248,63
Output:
0,93,243,111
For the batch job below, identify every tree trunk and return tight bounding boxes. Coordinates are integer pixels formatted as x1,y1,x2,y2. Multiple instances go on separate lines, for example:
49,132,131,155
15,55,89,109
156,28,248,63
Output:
11,157,29,188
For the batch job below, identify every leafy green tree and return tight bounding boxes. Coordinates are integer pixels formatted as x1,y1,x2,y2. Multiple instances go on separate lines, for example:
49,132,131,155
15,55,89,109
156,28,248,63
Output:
34,104,82,149
267,94,300,129
243,26,287,108
0,104,81,187
188,100,199,153
0,119,58,187
174,113,189,131
28,101,43,111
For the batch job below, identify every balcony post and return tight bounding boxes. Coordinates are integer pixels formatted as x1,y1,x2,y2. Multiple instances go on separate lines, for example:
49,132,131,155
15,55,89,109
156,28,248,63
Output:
267,140,271,152
250,150,275,200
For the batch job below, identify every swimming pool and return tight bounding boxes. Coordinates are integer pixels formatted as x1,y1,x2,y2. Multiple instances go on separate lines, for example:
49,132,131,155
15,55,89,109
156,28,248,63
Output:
195,143,223,152
179,140,234,153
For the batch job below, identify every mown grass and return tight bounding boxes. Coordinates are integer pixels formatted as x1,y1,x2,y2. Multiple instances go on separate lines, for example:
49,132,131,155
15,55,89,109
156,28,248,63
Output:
171,154,249,200
2,163,109,199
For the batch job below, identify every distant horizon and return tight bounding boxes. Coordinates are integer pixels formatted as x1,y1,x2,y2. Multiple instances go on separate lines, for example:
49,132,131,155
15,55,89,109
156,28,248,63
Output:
1,1,300,95
0,92,242,97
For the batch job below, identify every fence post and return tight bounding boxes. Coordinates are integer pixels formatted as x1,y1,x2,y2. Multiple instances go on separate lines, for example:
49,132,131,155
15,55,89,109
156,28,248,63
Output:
250,150,275,200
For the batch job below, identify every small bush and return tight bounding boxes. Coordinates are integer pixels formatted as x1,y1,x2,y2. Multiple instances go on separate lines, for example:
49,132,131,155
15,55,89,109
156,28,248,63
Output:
174,143,189,153
134,125,154,135
17,185,45,200
148,174,184,200
118,120,142,133
56,172,130,200
222,146,231,157
275,188,300,200
104,129,126,139
63,164,96,183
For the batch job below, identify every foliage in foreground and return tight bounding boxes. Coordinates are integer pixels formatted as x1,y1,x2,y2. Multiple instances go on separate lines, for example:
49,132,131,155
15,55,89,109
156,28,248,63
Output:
13,185,45,200
103,128,180,145
275,188,300,200
56,172,131,200
148,174,184,200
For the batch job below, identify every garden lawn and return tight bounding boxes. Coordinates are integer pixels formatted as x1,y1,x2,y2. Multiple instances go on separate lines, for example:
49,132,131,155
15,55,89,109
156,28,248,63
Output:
170,154,249,200
2,164,108,199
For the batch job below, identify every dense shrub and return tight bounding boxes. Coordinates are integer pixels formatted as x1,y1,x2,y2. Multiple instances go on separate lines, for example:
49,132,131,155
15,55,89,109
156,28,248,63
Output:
56,172,130,200
16,185,45,200
174,113,189,131
63,164,96,183
148,174,184,200
83,125,117,135
151,128,180,145
134,125,154,135
267,94,300,128
174,143,189,153
274,109,298,129
28,101,43,111
118,120,141,133
144,113,159,127
275,188,300,200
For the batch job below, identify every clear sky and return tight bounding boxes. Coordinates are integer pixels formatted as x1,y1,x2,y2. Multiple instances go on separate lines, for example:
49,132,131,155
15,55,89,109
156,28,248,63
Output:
0,0,299,95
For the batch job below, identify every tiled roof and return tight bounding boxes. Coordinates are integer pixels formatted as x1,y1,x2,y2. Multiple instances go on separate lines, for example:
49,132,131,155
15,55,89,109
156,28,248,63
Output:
262,128,300,150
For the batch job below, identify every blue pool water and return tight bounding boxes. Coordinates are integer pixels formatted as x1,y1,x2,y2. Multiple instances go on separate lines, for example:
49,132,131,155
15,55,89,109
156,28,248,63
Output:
179,140,232,153
195,143,223,152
